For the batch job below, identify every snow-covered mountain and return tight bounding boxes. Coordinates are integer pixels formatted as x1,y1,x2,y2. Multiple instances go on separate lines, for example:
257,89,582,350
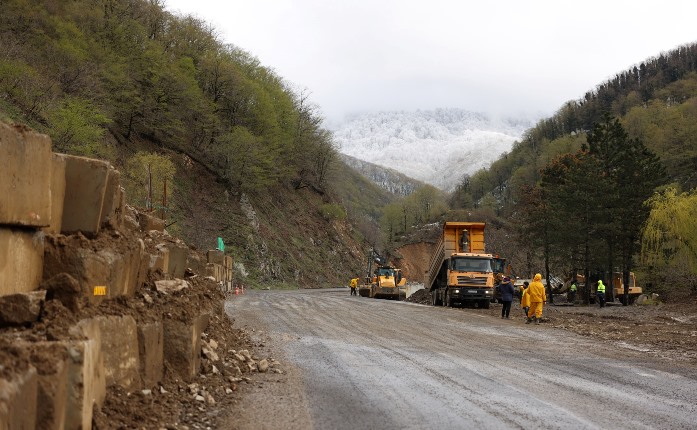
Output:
333,108,538,192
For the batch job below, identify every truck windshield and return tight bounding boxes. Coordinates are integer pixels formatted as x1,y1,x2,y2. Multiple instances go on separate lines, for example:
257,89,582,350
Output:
452,258,492,272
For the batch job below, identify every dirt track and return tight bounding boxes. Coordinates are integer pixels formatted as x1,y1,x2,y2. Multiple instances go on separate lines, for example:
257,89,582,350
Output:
224,289,697,429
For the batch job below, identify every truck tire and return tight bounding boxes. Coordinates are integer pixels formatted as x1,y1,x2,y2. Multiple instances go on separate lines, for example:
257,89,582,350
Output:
432,290,442,306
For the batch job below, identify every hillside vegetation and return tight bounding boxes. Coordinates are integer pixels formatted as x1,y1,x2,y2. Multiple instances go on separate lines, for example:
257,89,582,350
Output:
448,44,697,298
0,0,393,287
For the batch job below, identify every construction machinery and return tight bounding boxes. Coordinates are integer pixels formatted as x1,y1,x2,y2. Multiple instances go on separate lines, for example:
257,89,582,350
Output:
425,222,506,308
359,265,406,299
573,271,642,304
358,248,406,299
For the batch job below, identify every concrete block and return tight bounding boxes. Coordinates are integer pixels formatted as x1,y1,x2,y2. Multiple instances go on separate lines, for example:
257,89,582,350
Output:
186,252,206,276
100,168,122,229
45,153,67,234
96,316,140,391
163,313,210,382
223,256,233,284
24,341,70,430
138,212,164,232
60,155,110,235
137,321,164,388
206,249,224,265
0,290,45,327
0,228,44,296
150,245,170,274
66,319,106,429
0,366,38,430
43,238,143,303
166,245,188,279
0,121,52,227
204,263,216,279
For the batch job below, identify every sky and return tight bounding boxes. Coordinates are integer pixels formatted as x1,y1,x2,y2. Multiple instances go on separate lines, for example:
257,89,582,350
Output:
165,0,697,125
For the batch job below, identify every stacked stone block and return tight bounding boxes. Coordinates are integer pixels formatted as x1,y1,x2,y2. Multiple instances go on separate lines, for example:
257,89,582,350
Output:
205,249,233,291
0,121,213,429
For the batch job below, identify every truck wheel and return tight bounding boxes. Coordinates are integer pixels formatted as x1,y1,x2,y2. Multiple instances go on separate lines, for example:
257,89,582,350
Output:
432,291,441,306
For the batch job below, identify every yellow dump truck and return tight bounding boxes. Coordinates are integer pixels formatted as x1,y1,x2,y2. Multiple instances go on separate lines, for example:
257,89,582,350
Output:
425,222,506,308
359,265,406,299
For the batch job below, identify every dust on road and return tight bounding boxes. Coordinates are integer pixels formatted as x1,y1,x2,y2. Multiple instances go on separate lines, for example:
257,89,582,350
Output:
224,289,697,430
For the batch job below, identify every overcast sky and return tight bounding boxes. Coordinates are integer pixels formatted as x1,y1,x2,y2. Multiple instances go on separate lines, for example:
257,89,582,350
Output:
165,0,697,125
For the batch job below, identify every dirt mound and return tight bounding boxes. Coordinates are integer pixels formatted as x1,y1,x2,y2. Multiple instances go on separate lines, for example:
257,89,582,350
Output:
406,288,431,305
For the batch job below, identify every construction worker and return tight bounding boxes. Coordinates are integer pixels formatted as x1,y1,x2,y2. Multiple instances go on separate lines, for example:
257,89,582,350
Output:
526,274,546,324
499,276,515,319
520,281,530,317
350,277,359,296
596,279,606,308
568,280,578,305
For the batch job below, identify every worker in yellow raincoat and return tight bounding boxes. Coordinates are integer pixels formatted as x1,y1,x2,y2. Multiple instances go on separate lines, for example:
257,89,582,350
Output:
520,281,530,318
349,277,359,296
526,273,547,324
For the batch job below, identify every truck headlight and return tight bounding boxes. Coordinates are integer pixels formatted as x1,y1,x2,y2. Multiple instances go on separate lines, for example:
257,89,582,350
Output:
454,289,460,294
485,290,492,294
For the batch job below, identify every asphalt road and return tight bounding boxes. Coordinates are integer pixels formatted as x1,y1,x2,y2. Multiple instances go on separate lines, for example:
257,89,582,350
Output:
225,288,697,430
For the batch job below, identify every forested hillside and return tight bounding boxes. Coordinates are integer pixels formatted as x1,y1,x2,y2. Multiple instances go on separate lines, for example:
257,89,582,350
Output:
449,43,697,298
0,0,390,287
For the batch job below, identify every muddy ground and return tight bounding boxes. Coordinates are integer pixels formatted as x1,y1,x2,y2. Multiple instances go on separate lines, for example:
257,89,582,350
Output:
5,281,694,429
89,288,697,427
407,289,697,365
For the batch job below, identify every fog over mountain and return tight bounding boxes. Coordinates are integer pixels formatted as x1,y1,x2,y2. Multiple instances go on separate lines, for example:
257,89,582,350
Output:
333,109,538,191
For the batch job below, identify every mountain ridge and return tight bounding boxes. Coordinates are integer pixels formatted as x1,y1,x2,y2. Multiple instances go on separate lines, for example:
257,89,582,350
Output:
333,108,539,191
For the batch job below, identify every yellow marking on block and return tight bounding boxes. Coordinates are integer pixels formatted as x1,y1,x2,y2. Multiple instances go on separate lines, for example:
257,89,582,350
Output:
93,286,107,296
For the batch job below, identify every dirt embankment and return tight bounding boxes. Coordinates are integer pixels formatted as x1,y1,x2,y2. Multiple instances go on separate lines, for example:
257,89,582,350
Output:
392,242,433,282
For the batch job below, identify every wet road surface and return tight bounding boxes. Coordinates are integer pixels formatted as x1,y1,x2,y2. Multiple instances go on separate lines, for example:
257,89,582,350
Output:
225,288,697,429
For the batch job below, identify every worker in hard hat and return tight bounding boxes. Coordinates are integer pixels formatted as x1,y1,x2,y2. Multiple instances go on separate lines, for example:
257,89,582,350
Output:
350,277,359,296
568,280,578,305
526,274,546,324
596,279,606,308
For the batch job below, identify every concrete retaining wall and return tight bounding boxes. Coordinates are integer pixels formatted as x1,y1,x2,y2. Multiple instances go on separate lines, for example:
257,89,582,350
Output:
0,122,52,228
138,321,164,388
61,155,110,235
0,366,38,430
163,313,210,382
67,319,107,430
24,342,70,430
46,153,67,235
0,228,44,296
97,316,141,391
